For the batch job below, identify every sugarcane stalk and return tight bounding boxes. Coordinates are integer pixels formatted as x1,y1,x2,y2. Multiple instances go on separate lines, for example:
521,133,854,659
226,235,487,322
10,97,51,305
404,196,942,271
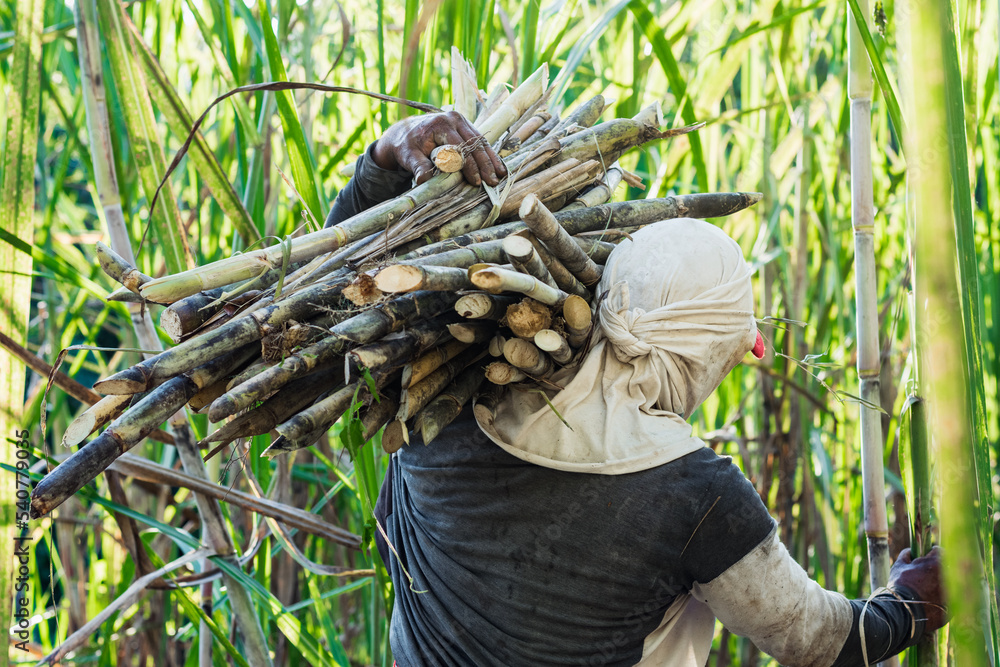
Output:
62,394,132,448
139,172,465,303
503,234,558,287
374,264,474,293
488,334,507,357
544,94,606,138
475,63,548,142
208,290,459,422
187,378,229,413
500,158,601,218
520,195,603,286
348,317,452,371
96,242,153,294
505,298,553,340
485,361,527,385
503,338,552,376
408,239,508,269
563,295,593,348
556,117,701,166
473,83,510,126
534,329,573,364
270,381,359,447
399,349,486,421
415,366,486,444
160,287,262,343
521,112,560,147
471,267,568,307
561,162,625,210
381,419,408,454
509,111,550,145
445,321,497,344
520,233,590,299
402,340,471,388
96,275,352,394
849,0,893,631
226,359,270,390
455,293,519,320
361,388,401,442
431,145,465,173
472,383,506,423
202,371,342,445
106,286,146,303
31,345,256,518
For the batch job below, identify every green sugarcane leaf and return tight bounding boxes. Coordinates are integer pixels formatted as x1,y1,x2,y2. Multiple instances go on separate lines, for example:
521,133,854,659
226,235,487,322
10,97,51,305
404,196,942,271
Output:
259,0,329,228
627,1,710,191
96,0,194,274
845,0,906,140
129,21,261,246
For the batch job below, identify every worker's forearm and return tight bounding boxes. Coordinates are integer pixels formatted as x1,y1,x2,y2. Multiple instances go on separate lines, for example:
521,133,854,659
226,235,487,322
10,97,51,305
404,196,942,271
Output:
830,586,926,667
324,142,414,228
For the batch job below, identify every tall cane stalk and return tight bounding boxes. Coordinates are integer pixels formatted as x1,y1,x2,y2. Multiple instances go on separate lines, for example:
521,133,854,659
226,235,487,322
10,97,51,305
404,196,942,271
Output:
75,2,273,664
899,0,997,662
848,5,894,661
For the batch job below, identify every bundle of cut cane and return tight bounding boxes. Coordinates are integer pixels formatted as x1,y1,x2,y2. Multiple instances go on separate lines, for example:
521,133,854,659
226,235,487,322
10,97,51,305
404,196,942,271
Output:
30,54,761,519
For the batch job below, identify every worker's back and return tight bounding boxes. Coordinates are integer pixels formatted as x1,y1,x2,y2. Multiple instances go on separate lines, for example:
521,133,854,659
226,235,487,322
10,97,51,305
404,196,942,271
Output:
376,411,774,667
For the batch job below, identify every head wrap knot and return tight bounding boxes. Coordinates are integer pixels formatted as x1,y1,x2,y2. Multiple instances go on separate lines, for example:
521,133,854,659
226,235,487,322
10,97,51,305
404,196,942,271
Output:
598,282,653,362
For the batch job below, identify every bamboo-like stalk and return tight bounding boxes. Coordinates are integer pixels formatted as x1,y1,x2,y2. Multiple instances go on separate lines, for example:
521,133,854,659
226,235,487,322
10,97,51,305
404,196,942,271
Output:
561,162,625,211
347,317,452,371
106,286,146,303
505,298,552,339
546,94,606,137
445,321,496,344
270,381,360,448
534,329,573,364
573,237,616,264
139,172,464,303
520,195,603,286
226,359,270,391
563,295,593,348
381,419,408,454
502,338,552,376
374,264,473,293
202,371,341,445
471,267,568,306
475,63,548,142
485,361,525,385
503,233,557,288
96,276,352,394
361,389,401,442
62,395,131,448
520,112,560,147
402,340,470,388
901,0,996,659
555,117,693,166
399,349,485,421
186,379,230,413
488,334,507,357
160,287,262,343
522,233,590,299
96,242,153,293
30,345,256,518
472,382,506,422
415,366,486,444
473,83,510,126
848,0,893,632
455,293,518,320
208,290,459,421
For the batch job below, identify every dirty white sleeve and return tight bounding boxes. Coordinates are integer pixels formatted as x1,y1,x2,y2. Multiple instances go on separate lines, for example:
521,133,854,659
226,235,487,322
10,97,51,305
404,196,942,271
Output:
690,527,853,667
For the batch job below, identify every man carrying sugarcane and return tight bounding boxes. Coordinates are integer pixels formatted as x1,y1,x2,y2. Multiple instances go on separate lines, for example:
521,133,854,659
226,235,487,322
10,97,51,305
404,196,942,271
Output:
328,112,946,667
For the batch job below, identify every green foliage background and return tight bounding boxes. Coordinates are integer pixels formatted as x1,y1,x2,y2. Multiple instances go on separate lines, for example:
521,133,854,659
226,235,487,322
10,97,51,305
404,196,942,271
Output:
0,0,998,664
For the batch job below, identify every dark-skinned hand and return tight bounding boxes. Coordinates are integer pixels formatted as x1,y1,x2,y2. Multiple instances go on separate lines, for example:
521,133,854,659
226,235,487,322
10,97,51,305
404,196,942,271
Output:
889,546,946,632
372,111,507,187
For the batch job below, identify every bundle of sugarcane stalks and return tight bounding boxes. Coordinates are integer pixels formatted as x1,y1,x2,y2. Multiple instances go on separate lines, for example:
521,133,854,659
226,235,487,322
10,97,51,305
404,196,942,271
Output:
31,55,761,519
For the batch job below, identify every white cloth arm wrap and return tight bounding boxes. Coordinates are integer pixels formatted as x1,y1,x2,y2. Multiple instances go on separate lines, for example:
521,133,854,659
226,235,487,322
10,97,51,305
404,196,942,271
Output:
691,528,853,667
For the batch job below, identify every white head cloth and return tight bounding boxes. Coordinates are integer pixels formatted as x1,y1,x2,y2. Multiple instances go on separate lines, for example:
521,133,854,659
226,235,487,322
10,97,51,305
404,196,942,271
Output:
476,218,757,474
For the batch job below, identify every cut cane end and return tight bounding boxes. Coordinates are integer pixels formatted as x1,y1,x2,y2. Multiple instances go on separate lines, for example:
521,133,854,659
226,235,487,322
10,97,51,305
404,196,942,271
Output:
374,265,424,293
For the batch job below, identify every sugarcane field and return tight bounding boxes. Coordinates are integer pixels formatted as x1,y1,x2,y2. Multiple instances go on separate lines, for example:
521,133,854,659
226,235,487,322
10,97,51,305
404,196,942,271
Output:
2,0,1000,664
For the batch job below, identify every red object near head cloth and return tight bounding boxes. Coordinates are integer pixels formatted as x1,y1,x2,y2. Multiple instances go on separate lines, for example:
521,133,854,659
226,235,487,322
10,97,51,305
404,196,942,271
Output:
751,331,766,359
